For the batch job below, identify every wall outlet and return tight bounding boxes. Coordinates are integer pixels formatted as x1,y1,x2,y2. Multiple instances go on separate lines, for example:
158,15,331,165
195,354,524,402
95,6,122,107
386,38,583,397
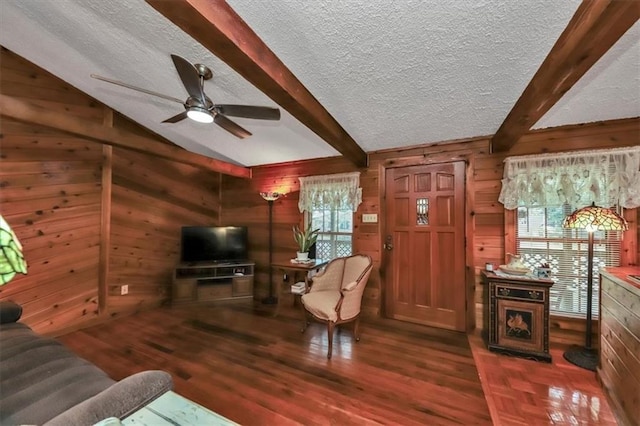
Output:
120,285,129,295
362,213,378,223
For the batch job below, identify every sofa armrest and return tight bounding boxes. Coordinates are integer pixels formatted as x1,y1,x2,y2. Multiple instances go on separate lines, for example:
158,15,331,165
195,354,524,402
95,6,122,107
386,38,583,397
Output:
0,301,22,324
44,370,173,426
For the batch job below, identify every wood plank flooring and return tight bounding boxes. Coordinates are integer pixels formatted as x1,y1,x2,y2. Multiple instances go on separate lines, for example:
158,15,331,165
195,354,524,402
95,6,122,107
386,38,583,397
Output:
57,302,618,425
468,333,617,425
58,302,491,425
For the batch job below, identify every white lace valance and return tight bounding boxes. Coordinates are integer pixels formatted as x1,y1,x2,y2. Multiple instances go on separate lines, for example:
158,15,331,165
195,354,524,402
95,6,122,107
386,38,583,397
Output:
498,146,640,210
298,172,362,212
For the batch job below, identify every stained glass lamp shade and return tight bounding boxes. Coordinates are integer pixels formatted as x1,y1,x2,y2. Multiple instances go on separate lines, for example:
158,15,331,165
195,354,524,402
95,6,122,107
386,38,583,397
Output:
0,215,28,285
563,202,628,232
562,203,628,371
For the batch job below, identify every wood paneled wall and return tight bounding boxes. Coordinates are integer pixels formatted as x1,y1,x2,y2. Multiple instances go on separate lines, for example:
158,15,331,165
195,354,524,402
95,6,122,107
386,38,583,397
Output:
1,47,638,345
0,48,223,335
107,147,221,316
1,49,105,333
223,119,639,345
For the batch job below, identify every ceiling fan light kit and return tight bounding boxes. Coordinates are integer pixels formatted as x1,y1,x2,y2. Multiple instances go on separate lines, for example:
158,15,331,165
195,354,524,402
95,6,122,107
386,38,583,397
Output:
91,54,280,138
186,107,214,123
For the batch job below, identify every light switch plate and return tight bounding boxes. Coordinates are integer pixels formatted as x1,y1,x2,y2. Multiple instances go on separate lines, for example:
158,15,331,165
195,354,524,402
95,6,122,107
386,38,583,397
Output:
362,213,378,223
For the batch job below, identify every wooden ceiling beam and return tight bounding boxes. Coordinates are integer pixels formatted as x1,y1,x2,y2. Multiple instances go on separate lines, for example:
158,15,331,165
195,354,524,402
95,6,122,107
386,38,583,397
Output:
145,0,368,168
0,94,251,179
491,0,639,152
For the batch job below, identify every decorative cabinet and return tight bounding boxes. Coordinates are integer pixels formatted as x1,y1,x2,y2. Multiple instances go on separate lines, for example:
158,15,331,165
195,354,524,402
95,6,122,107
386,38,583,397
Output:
598,267,640,426
482,271,554,362
172,262,254,305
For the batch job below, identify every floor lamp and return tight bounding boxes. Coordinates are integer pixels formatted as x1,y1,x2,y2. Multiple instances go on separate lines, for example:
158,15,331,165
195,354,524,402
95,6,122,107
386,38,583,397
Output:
260,192,282,305
562,202,628,371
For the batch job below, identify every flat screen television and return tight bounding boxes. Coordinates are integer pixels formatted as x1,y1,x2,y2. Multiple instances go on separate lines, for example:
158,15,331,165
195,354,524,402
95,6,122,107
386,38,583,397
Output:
180,226,248,263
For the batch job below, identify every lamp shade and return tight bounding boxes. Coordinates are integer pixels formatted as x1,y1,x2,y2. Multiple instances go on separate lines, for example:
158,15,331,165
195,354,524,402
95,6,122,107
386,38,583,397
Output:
260,192,282,201
562,202,628,232
0,215,28,285
186,107,214,123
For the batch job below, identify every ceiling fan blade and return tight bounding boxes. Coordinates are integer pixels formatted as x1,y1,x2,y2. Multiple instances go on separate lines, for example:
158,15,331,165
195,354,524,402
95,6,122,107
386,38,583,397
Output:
91,74,185,105
170,54,205,103
216,105,281,121
214,114,252,139
162,111,189,123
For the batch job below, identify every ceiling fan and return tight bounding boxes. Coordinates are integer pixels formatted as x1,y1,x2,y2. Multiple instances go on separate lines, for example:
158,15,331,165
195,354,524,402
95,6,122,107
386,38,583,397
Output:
91,54,280,138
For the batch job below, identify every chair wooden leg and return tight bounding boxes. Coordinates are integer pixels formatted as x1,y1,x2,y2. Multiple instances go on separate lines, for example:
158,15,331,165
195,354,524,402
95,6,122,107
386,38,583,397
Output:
354,316,361,342
327,322,335,359
300,301,309,333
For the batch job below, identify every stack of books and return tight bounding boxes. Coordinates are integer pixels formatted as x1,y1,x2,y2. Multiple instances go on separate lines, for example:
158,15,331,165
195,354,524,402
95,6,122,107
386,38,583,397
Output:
291,281,306,295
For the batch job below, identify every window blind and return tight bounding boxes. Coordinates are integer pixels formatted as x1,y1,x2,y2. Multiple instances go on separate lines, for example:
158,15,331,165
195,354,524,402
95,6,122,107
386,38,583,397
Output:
515,206,622,317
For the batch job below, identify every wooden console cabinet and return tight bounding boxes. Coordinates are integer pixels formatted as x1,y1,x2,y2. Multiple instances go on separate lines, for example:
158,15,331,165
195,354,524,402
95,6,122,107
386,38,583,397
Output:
482,271,554,362
599,267,640,426
172,262,254,304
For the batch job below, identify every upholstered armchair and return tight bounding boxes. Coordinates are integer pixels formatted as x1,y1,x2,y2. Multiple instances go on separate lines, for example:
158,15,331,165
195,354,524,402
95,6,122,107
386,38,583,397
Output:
300,254,373,359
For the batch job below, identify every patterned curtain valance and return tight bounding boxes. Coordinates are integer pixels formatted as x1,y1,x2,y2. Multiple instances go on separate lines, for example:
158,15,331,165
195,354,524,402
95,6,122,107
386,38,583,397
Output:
498,146,640,210
298,172,362,213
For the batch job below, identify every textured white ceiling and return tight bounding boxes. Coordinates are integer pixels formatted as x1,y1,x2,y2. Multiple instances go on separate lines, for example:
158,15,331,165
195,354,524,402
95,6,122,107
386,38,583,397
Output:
1,0,638,167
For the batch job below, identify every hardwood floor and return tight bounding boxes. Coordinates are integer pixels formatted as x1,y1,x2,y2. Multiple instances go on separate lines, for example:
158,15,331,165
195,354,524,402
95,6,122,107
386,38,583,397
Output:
468,333,617,425
57,302,617,425
58,302,491,425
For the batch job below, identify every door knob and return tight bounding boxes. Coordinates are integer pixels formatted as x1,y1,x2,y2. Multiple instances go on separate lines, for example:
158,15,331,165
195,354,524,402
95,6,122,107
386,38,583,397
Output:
384,235,393,251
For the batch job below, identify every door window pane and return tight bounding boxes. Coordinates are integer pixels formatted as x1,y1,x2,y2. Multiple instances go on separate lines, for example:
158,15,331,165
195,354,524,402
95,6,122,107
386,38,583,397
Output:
417,198,429,225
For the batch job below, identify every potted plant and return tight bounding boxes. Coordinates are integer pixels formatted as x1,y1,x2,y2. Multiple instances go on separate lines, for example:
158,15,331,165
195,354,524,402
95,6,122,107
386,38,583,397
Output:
292,223,319,260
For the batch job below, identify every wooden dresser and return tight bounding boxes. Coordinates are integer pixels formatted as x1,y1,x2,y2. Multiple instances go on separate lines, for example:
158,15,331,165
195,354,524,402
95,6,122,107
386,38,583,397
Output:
599,267,640,426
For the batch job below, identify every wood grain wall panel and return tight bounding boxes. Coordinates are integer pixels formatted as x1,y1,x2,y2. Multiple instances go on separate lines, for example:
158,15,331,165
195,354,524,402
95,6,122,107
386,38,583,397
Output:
0,47,104,336
2,47,638,344
0,120,103,334
220,158,374,305
107,146,221,316
475,119,640,344
1,48,225,335
222,118,638,342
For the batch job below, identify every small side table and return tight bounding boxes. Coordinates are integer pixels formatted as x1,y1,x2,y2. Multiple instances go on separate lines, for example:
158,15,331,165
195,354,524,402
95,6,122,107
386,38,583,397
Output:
482,270,554,362
271,259,328,317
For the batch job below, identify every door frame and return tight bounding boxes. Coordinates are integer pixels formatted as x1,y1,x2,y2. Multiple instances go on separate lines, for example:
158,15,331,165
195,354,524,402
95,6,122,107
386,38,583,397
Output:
378,151,477,331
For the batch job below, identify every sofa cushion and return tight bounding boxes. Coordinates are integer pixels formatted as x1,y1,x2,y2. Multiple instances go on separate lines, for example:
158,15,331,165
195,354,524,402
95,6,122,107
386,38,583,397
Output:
0,322,115,425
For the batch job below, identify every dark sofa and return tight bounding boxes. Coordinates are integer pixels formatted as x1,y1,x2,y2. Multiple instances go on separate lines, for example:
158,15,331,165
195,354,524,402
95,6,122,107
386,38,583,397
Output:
0,301,173,425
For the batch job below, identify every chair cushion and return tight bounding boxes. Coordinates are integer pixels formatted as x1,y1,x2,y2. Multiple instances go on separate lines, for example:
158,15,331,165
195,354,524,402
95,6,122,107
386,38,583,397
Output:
301,291,341,322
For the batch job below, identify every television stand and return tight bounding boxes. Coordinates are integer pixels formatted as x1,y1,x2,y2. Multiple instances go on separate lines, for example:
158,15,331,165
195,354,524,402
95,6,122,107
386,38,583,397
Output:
172,261,254,305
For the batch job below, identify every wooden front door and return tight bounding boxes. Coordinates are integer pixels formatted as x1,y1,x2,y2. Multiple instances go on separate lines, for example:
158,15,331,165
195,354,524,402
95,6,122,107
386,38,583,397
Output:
384,161,466,331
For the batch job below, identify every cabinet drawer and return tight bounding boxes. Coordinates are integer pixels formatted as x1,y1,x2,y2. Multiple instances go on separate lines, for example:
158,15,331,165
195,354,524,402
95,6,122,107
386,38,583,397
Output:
495,285,545,302
233,276,253,296
198,284,233,301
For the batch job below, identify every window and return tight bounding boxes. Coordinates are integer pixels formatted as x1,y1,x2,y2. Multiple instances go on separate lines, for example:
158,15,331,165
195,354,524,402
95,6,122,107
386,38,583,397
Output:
298,172,362,260
307,207,353,260
499,147,639,318
515,205,622,317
